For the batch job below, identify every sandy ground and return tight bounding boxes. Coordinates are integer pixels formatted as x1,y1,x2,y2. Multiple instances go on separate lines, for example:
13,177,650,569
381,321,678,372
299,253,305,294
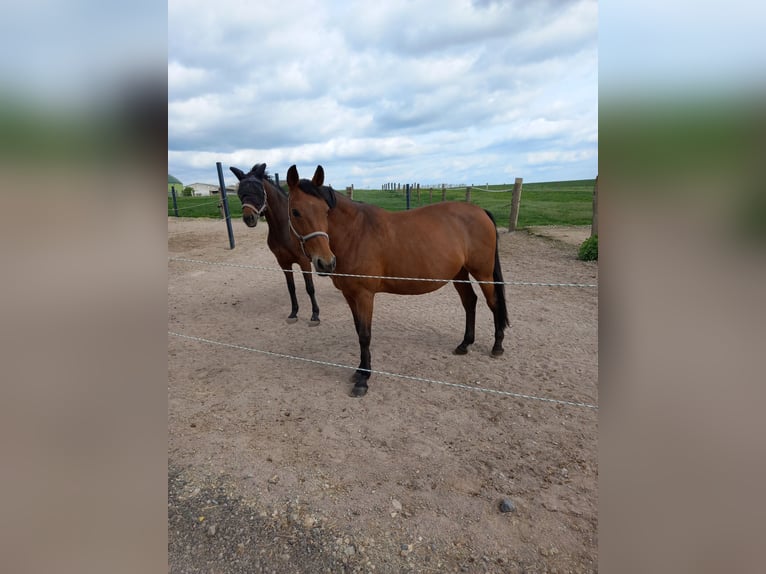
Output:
526,226,592,247
168,216,598,573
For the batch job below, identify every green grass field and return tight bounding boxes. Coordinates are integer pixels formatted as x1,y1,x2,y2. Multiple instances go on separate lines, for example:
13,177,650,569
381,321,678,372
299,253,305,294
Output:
168,179,595,228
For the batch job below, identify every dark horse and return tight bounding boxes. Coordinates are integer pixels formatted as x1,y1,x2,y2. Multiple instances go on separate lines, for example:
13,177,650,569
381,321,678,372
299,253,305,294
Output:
230,163,320,324
286,165,509,397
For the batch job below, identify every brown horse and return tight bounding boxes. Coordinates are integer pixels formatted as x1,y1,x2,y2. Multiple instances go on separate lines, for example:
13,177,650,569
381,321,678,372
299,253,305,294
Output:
230,163,320,324
286,164,509,397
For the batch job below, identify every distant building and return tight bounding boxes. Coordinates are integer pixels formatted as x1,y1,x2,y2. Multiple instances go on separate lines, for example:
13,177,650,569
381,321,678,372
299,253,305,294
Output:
188,183,220,196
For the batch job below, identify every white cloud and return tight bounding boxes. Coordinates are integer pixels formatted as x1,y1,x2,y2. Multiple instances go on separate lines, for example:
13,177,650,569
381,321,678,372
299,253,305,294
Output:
168,60,208,92
526,149,596,165
168,0,598,187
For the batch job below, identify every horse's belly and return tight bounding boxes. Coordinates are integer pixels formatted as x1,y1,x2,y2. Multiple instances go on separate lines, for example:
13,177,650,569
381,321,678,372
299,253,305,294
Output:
379,255,465,294
380,278,451,295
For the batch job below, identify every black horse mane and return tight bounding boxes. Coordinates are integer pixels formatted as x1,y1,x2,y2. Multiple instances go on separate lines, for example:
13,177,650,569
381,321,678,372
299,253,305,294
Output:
262,169,288,198
248,164,287,198
298,179,337,209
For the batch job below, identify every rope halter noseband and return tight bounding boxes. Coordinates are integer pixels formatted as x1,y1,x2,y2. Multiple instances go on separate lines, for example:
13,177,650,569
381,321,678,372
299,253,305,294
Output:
242,196,267,218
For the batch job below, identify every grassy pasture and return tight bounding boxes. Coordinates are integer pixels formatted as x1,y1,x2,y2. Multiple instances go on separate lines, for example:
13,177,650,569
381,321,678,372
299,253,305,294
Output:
168,179,595,228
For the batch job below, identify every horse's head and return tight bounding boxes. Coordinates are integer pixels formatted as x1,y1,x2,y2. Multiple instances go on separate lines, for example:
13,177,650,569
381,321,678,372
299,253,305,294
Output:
286,164,337,275
230,163,268,227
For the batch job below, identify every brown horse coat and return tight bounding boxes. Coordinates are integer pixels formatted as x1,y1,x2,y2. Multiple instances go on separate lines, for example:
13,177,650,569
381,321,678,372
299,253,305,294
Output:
287,165,508,396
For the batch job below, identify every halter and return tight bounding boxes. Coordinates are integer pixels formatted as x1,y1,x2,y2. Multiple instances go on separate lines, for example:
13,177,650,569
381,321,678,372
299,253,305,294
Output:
242,197,267,217
288,209,330,259
241,178,269,218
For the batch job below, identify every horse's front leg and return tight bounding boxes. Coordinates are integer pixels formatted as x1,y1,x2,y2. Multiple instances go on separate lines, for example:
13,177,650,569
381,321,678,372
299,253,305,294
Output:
283,268,299,323
299,260,320,325
345,291,374,397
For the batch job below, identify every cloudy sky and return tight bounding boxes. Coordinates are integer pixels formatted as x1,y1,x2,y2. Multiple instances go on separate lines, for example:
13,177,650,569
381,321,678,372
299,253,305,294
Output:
168,0,598,189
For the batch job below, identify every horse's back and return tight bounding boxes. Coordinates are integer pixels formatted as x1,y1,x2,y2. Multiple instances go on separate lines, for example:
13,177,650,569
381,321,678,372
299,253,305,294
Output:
368,202,497,292
386,201,495,247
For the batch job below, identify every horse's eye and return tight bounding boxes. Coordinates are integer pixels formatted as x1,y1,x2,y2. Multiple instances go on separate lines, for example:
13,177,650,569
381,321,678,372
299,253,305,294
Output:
291,209,301,218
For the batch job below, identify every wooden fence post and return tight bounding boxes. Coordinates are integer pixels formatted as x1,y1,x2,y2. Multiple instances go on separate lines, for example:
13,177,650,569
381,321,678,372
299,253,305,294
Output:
429,187,433,202
441,183,446,202
346,185,353,199
416,183,420,203
465,185,472,202
591,175,598,237
508,177,523,231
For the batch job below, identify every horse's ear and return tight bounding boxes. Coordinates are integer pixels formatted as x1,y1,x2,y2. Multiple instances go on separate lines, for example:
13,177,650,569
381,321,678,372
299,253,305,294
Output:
230,166,246,181
286,165,299,188
254,163,266,177
312,165,325,188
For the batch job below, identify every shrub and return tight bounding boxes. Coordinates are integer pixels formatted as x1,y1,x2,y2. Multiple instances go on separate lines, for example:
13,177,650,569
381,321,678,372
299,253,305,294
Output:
182,186,194,197
578,235,598,261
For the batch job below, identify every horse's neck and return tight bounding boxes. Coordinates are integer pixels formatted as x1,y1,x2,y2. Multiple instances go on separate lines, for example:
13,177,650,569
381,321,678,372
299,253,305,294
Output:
263,182,287,227
329,194,359,228
328,195,374,254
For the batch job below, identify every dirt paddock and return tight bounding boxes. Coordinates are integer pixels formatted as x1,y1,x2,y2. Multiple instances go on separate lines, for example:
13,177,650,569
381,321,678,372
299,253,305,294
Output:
168,217,598,573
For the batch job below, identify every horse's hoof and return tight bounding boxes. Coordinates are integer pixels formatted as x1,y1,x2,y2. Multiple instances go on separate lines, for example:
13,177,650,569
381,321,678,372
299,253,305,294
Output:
350,386,368,397
453,346,468,355
286,316,299,324
491,347,504,357
308,319,320,327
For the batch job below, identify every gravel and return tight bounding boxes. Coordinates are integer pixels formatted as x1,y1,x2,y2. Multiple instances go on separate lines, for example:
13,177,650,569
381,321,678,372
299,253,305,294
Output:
169,468,428,574
499,499,516,513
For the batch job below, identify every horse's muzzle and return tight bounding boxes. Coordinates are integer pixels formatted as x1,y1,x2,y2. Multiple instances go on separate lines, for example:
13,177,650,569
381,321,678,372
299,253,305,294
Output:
243,213,258,227
314,255,336,276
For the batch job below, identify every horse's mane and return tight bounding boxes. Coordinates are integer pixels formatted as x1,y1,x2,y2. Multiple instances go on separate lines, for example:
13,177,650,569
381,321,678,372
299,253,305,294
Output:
298,179,337,209
258,166,288,198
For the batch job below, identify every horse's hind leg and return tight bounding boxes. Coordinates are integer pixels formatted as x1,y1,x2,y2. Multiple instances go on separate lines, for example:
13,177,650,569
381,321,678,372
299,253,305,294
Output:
344,291,374,397
476,281,505,356
452,268,477,355
300,260,320,325
283,269,300,323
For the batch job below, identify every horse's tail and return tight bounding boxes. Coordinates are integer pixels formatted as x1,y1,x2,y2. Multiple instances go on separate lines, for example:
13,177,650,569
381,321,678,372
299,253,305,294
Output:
484,210,510,330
